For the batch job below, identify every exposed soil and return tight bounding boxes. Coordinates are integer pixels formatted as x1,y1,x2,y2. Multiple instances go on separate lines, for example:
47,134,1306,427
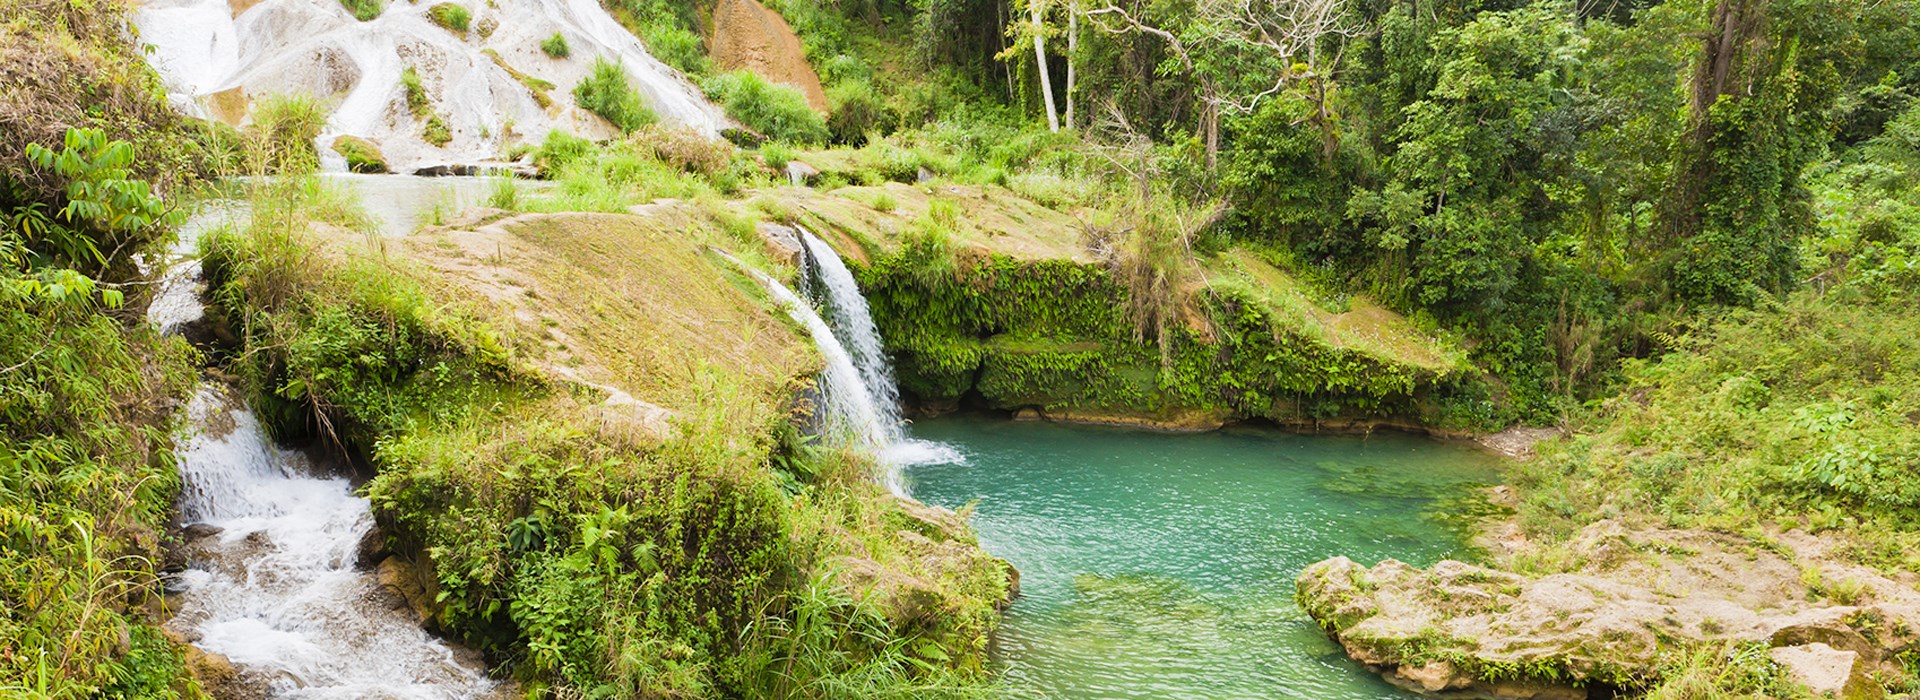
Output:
706,0,828,112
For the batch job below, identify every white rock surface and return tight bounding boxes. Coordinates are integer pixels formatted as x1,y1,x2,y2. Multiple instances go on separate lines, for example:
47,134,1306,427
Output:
134,0,730,171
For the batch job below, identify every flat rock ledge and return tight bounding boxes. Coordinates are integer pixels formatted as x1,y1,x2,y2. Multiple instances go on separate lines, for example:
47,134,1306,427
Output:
1298,557,1907,700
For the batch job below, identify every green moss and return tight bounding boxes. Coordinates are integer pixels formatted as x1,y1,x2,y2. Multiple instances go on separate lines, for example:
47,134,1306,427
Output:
331,135,388,173
340,0,381,20
426,3,471,33
423,115,452,147
858,242,1444,423
401,66,430,119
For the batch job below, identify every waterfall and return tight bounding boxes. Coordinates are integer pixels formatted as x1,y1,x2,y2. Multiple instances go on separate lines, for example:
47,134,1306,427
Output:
154,205,496,698
717,247,960,496
796,227,905,438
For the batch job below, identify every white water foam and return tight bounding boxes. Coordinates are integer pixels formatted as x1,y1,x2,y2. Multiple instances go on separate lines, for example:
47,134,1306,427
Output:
719,246,961,496
151,200,497,699
168,390,498,699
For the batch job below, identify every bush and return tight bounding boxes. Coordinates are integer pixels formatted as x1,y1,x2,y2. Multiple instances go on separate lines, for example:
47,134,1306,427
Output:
427,3,470,33
533,130,594,174
703,71,829,145
340,0,381,20
574,58,657,133
827,79,890,145
642,23,708,76
760,141,795,171
541,32,570,59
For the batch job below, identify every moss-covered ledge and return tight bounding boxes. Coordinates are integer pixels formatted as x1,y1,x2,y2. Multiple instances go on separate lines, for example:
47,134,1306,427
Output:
200,191,1016,696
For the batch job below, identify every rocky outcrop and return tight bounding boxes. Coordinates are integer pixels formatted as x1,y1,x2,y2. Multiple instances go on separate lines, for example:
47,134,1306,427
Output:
1298,548,1912,699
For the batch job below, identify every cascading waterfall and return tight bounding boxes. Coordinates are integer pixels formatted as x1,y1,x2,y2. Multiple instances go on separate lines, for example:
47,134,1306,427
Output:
154,206,497,699
717,247,959,496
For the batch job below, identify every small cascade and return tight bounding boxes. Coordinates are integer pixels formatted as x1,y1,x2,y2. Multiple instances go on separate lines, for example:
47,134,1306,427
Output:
154,205,497,699
719,241,960,496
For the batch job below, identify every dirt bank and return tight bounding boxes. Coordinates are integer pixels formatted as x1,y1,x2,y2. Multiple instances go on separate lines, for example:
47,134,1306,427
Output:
706,0,828,112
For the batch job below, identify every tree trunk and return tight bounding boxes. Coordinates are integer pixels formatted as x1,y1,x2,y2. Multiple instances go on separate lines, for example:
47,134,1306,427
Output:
1201,81,1219,172
1065,0,1078,130
1032,0,1060,132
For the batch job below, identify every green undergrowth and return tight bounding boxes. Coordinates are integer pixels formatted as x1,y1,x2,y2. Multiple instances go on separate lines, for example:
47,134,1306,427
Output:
0,302,199,699
0,126,202,695
1513,102,1920,574
574,58,658,134
1515,285,1920,569
200,177,1011,698
840,199,1472,426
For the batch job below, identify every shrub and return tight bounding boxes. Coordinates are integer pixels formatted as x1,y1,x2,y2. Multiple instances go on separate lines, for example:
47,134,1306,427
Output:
427,3,470,33
574,58,656,133
642,23,707,75
541,32,570,58
703,71,828,145
760,141,795,171
632,124,733,175
340,0,381,20
827,79,890,145
332,135,389,173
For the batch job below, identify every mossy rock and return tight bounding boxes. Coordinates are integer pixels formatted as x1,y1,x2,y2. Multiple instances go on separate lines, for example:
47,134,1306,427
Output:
331,135,388,173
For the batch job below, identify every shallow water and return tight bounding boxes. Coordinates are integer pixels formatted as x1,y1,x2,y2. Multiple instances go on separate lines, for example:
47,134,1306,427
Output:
906,416,1502,699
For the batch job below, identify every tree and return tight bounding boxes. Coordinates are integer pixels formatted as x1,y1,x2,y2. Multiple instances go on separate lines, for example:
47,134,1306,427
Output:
1085,0,1358,170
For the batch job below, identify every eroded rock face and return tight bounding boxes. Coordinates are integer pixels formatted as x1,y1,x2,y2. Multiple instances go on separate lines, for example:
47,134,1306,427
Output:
1297,554,1911,699
1770,643,1884,700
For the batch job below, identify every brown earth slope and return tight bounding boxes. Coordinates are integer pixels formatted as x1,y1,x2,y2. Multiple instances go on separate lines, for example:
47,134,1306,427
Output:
707,0,828,112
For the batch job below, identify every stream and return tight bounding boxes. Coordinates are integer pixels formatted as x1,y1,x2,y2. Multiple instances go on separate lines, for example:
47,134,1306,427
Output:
907,416,1501,699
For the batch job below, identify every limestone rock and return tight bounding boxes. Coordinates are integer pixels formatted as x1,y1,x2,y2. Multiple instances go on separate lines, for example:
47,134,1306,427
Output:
785,160,820,185
757,222,804,267
1770,643,1884,700
1297,555,1892,699
375,556,435,625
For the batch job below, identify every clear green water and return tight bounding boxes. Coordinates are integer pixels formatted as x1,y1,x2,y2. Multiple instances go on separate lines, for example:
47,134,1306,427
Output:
905,416,1503,700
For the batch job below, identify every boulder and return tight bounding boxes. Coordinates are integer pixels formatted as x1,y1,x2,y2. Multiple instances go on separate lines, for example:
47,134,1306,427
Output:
1770,643,1884,700
785,160,820,185
331,135,388,174
375,556,435,625
355,524,389,569
757,222,804,267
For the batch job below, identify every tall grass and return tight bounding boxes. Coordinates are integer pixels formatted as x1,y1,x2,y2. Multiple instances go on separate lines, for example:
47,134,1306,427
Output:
575,58,657,133
248,93,327,174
